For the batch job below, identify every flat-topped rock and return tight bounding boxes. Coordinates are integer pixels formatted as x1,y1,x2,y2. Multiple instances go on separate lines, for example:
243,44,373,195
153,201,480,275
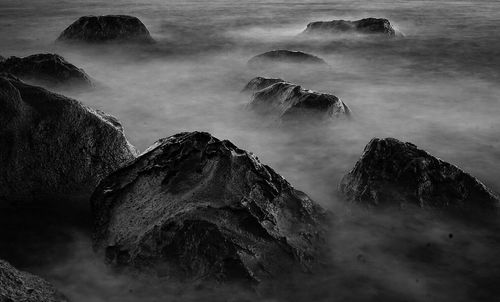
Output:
248,50,327,67
91,131,329,284
303,18,397,37
339,138,500,210
57,15,154,43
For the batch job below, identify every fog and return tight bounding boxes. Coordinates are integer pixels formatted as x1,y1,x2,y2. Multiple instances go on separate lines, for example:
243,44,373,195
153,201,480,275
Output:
1,0,500,301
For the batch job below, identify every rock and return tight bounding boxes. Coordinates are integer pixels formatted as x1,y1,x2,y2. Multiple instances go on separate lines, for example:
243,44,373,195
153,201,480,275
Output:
339,138,500,210
91,131,328,284
0,54,91,87
0,55,4,62
0,259,67,302
243,77,350,121
57,15,155,43
303,18,397,37
0,74,136,203
248,50,327,67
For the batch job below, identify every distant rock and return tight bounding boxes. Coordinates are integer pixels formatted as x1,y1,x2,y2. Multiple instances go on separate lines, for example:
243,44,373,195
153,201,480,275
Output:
303,18,397,37
91,131,328,284
0,259,67,302
339,138,500,210
0,53,91,87
57,15,155,43
243,77,350,121
248,50,327,67
0,74,136,203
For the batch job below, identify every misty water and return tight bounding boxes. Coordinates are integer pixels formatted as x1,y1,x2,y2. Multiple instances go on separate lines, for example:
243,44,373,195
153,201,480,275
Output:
1,0,500,301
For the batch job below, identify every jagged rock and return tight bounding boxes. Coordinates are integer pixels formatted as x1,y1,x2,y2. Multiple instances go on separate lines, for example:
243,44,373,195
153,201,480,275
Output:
57,15,155,43
303,18,397,37
0,54,91,87
0,74,136,203
91,132,328,284
243,77,350,121
0,259,67,302
339,138,500,210
248,50,327,67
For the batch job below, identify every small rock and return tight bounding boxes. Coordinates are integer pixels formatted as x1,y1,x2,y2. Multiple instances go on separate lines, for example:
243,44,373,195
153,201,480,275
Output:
303,18,398,37
248,50,327,68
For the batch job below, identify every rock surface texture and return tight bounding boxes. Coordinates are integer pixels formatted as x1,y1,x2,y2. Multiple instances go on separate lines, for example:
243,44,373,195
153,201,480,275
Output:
248,50,327,67
57,15,154,43
0,259,67,302
243,77,350,121
303,18,397,37
0,74,136,203
339,138,500,210
0,53,91,87
91,132,328,284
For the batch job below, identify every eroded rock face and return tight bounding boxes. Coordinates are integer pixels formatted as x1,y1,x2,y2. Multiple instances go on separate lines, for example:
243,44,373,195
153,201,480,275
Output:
248,50,327,67
57,15,154,43
0,74,136,203
339,138,500,210
0,54,91,87
0,259,67,302
91,132,328,284
243,77,350,121
303,18,397,37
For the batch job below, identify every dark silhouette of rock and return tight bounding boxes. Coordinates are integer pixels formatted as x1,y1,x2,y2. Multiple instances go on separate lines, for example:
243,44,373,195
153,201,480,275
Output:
243,77,350,121
339,138,500,210
0,259,68,302
0,74,137,203
0,55,4,62
91,131,328,284
0,54,91,87
248,50,327,67
57,15,154,43
303,18,397,37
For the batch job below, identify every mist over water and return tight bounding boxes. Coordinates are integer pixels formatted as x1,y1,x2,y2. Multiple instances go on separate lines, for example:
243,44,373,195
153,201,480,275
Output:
1,0,500,301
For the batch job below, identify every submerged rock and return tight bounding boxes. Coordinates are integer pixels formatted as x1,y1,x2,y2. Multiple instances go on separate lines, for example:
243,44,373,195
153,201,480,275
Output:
0,259,67,302
339,138,500,210
303,18,397,37
0,53,91,87
248,50,327,67
0,74,136,203
91,131,328,284
57,15,155,43
243,77,350,121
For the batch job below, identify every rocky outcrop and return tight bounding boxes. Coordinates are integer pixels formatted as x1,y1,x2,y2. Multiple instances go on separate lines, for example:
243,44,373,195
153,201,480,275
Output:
0,54,91,87
0,259,67,302
303,18,397,37
0,74,136,203
91,132,328,284
248,50,327,67
339,138,500,210
243,77,350,121
57,15,155,43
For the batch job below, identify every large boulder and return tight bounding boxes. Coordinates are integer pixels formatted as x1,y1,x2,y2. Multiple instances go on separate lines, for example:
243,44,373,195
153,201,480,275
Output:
243,77,350,121
0,54,91,87
248,50,327,68
339,138,500,210
91,132,328,284
0,74,136,203
303,18,397,37
57,15,155,43
0,259,67,302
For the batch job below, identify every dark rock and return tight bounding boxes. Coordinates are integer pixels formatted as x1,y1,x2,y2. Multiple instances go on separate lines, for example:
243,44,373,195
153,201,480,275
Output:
0,259,68,302
339,138,500,210
0,74,137,203
57,15,154,43
248,50,327,67
303,18,397,37
0,55,4,62
91,131,328,284
0,54,91,87
243,77,350,121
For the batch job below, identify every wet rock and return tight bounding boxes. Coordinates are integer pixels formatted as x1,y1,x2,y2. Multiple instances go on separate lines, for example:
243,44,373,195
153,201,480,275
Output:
243,77,350,121
0,74,137,203
248,50,327,67
0,54,91,87
91,131,329,284
303,18,397,37
57,15,155,43
339,138,500,210
0,259,68,302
